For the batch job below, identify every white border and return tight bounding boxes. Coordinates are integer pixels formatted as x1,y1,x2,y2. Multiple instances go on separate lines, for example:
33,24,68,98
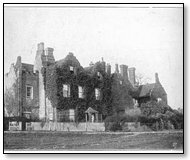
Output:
1,1,187,159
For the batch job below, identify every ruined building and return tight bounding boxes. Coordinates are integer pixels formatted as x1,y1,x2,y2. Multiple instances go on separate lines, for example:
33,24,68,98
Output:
4,42,167,122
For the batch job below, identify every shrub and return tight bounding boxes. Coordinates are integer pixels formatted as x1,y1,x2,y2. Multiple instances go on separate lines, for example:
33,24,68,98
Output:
104,114,118,123
119,114,138,124
104,114,138,131
106,122,122,132
169,113,183,129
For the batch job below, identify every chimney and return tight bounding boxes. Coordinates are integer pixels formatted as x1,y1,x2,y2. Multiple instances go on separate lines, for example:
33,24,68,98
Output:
89,61,94,67
101,57,106,72
45,47,53,55
155,73,160,83
120,64,128,81
34,42,45,72
37,42,44,51
15,56,22,69
128,67,136,86
45,47,55,63
16,56,21,64
106,63,111,75
69,52,74,56
115,64,119,74
36,42,45,59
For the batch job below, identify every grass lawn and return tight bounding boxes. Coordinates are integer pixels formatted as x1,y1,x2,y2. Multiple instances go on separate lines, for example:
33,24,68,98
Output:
4,131,183,151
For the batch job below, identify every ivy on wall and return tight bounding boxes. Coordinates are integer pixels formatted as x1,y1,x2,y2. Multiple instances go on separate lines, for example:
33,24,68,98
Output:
45,65,58,109
43,56,134,122
111,73,134,113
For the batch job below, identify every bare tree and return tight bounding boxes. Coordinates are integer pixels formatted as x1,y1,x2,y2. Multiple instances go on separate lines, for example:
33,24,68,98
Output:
136,73,151,85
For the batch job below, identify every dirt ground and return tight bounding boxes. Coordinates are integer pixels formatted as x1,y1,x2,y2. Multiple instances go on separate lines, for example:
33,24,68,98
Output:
4,130,183,151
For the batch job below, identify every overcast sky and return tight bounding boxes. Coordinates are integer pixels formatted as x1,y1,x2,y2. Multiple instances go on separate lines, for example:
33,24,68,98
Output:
4,4,183,109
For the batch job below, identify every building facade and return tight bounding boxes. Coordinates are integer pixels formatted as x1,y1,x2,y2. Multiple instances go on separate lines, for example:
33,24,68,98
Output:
130,73,168,107
4,42,167,122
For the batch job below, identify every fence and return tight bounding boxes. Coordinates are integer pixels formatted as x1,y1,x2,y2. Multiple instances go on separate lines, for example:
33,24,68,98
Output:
6,121,177,132
8,121,22,131
25,122,105,132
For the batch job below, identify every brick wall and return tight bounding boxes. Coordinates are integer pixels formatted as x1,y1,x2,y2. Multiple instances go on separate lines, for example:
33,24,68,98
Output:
21,71,39,120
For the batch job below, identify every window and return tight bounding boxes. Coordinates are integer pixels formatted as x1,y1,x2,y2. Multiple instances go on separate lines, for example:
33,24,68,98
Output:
120,80,123,85
95,88,101,100
63,84,70,97
97,72,102,79
78,86,85,98
57,109,75,122
69,109,75,121
24,112,31,119
26,86,33,99
157,98,162,102
70,66,74,73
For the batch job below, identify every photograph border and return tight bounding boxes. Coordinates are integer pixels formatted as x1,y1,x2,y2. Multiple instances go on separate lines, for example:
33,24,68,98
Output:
3,2,184,154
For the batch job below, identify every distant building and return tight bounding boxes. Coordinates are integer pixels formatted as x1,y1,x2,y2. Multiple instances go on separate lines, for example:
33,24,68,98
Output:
130,73,167,107
4,42,167,122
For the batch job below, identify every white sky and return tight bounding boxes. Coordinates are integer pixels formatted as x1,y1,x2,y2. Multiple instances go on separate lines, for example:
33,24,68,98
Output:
4,4,183,109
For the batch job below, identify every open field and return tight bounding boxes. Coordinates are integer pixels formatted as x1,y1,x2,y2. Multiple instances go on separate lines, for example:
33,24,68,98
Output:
4,130,183,151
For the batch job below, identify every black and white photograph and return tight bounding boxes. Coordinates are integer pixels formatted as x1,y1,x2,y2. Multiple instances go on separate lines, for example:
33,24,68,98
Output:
3,3,184,153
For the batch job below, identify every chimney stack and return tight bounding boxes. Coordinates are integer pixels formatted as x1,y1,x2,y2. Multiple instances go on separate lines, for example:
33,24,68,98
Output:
45,47,55,63
106,63,111,75
128,67,136,86
115,64,119,74
69,52,74,56
36,42,45,59
155,73,160,83
45,47,54,56
101,57,106,72
16,56,21,64
37,42,44,51
15,56,22,69
89,61,94,67
120,64,128,81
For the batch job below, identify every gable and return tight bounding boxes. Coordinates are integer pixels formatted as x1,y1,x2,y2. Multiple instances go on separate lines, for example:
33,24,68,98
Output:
151,83,167,98
131,82,167,99
139,83,155,97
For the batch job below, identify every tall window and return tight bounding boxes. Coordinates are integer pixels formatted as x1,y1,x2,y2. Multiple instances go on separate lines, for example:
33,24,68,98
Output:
63,84,70,97
70,66,74,73
95,88,101,100
97,72,102,80
78,86,84,99
26,86,33,99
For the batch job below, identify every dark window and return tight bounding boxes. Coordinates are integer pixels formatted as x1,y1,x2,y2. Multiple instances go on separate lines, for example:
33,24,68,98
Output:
26,86,33,99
